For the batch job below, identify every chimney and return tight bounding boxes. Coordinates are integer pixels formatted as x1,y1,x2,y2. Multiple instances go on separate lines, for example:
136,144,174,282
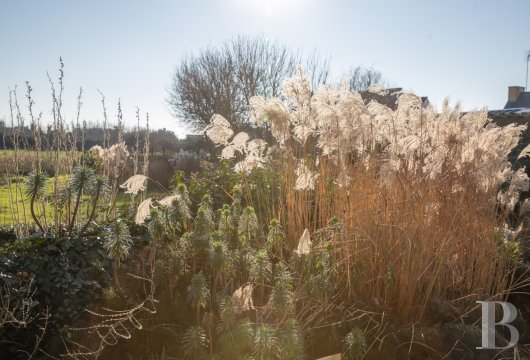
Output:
508,86,525,103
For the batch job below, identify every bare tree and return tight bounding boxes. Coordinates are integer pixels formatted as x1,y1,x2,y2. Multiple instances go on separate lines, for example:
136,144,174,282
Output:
167,36,330,133
346,66,385,91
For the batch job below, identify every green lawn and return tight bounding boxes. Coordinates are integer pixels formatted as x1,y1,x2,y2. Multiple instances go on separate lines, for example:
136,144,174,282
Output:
0,176,130,226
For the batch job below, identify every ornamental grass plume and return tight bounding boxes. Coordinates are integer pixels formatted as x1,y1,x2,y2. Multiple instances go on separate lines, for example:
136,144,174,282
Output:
105,142,129,178
232,284,254,314
294,160,319,191
120,175,148,195
158,194,179,207
293,228,311,255
90,142,129,179
135,197,153,224
204,65,530,326
204,114,233,145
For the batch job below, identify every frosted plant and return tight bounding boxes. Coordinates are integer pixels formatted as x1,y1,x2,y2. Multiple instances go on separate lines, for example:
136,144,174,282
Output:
232,284,254,314
294,229,311,255
135,197,153,224
120,174,148,195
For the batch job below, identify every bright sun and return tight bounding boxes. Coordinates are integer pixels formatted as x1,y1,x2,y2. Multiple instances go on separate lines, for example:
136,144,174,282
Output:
236,0,305,16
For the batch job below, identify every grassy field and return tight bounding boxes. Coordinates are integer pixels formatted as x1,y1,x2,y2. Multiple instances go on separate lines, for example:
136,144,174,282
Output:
0,150,78,177
0,175,130,226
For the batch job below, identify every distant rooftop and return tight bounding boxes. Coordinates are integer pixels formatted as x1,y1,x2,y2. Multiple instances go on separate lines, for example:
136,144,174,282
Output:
489,107,530,118
487,86,530,119
504,86,530,109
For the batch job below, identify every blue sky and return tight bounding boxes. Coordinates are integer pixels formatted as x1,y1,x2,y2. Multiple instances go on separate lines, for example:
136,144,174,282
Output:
1,0,529,137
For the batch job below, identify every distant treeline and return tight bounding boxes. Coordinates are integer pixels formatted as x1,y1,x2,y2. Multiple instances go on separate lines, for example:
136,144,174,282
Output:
0,121,206,154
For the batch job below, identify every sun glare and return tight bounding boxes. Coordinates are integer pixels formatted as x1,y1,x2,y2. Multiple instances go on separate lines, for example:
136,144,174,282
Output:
235,0,306,16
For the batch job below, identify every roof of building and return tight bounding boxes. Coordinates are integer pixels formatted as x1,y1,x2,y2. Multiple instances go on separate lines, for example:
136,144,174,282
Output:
504,91,530,109
489,108,530,118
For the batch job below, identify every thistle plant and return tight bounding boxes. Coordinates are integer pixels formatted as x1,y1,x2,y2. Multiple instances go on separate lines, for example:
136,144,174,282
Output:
24,170,48,233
